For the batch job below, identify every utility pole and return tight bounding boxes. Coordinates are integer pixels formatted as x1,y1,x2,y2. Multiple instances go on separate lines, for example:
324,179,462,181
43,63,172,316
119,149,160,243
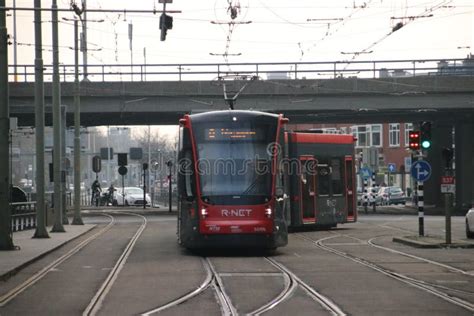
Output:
51,0,65,233
128,22,133,81
32,0,49,239
81,0,88,81
12,0,17,82
72,18,83,225
61,105,68,225
0,0,15,249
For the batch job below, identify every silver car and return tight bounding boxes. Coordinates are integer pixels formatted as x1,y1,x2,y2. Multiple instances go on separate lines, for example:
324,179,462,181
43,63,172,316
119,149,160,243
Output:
466,208,474,239
377,186,406,205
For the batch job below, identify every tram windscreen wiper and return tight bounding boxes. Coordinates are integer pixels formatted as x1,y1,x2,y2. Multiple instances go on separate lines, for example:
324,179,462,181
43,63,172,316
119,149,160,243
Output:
241,175,261,195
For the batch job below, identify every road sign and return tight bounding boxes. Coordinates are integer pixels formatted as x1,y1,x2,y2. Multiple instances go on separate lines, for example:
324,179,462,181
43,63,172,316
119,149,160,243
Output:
360,167,372,179
411,160,432,182
387,163,396,173
441,176,455,193
404,156,412,169
118,166,128,176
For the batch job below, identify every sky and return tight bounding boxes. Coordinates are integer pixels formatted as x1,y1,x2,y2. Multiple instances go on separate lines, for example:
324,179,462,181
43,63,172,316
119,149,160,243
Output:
7,0,474,66
6,0,474,139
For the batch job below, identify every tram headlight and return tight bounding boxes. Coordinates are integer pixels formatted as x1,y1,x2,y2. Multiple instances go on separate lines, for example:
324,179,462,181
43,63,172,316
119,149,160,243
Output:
201,208,208,218
265,207,272,218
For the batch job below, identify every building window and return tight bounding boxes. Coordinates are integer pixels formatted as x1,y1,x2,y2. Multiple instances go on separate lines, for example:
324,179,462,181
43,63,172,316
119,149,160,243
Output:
404,123,413,146
389,123,400,147
370,125,382,147
353,125,370,148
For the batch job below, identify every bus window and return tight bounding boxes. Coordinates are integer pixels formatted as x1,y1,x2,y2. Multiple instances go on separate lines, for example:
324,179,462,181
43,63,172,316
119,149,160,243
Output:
331,158,343,195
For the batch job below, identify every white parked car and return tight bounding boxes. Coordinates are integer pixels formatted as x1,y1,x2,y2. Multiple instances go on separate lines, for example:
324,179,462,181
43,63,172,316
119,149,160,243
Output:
113,187,151,207
466,207,474,239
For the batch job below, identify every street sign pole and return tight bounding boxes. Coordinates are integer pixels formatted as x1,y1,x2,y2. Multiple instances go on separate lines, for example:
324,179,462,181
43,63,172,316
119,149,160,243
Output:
418,178,424,236
441,174,454,244
445,190,451,244
411,154,431,237
417,154,424,236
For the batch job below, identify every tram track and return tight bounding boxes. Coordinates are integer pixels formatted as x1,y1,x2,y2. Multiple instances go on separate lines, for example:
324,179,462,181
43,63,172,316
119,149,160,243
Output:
257,257,346,316
296,233,474,313
142,255,345,316
0,212,115,307
333,231,474,276
83,212,147,316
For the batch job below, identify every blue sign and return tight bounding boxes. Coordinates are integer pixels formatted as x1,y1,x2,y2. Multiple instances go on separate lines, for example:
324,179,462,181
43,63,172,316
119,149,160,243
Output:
387,163,396,173
411,160,432,182
360,167,372,179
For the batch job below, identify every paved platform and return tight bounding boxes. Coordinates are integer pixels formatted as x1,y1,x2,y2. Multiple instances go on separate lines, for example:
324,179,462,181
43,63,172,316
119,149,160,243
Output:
0,224,95,281
393,235,474,248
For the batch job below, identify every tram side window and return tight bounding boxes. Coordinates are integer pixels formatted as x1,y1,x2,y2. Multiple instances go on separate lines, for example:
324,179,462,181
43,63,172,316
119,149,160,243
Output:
276,130,285,193
331,158,343,195
318,158,330,196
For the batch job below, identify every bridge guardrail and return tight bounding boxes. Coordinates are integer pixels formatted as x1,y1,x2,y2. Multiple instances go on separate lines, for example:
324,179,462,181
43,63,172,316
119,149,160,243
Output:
9,58,474,83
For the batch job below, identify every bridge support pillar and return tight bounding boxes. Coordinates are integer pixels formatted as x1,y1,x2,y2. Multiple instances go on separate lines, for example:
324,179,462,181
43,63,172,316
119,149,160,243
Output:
424,123,452,208
455,122,474,213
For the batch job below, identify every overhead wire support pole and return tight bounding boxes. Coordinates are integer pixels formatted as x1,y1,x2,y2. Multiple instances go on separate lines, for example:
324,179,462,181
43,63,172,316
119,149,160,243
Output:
82,0,88,81
71,17,83,225
0,0,15,249
50,0,65,233
32,0,49,239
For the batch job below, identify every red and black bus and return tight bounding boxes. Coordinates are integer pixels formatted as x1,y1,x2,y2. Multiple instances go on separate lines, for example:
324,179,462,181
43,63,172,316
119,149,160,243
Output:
177,110,289,249
285,131,357,230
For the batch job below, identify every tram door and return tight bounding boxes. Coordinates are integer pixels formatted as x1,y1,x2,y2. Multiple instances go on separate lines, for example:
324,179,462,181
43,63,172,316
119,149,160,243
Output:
344,156,356,221
300,156,317,223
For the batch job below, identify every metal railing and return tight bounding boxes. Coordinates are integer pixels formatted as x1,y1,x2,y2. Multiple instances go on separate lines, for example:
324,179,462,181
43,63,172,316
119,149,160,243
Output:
8,58,474,83
11,202,37,232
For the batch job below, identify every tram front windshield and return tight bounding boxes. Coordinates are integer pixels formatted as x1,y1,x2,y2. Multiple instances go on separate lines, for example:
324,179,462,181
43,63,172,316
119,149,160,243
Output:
193,119,278,205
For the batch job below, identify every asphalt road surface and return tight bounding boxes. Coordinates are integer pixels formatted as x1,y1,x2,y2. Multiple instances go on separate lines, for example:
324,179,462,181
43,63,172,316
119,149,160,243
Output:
0,210,473,315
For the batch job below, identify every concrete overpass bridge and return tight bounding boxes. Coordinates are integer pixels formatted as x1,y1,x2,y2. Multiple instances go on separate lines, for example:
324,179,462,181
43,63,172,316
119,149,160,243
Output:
9,58,474,126
8,58,474,210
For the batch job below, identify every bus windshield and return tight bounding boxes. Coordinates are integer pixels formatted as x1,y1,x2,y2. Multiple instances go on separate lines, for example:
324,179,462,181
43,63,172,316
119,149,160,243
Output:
193,118,278,204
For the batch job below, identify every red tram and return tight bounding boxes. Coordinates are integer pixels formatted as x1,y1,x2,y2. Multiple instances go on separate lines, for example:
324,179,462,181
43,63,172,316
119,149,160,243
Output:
177,110,357,249
285,131,357,230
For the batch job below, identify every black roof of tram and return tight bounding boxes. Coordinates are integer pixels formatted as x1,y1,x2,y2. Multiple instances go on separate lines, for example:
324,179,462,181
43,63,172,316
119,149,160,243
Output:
189,110,280,124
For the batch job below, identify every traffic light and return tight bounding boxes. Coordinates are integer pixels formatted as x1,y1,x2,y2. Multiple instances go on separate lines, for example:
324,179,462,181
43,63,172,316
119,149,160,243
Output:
420,121,432,149
442,147,453,169
160,14,173,41
117,153,128,166
408,130,420,150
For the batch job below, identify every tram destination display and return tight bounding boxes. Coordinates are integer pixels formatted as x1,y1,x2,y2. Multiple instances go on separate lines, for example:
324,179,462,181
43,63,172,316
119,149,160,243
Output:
204,128,265,141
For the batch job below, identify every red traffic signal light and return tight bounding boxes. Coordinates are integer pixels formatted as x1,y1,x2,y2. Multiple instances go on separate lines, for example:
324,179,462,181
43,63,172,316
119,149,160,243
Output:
408,131,420,150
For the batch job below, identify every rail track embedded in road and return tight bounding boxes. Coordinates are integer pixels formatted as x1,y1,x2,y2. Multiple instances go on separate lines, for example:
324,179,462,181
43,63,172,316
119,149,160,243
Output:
141,255,346,316
296,233,474,313
0,213,115,307
83,212,148,316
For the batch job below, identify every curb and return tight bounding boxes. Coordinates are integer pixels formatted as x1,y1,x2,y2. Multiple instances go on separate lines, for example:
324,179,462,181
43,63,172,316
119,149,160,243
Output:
0,225,96,282
393,236,474,249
